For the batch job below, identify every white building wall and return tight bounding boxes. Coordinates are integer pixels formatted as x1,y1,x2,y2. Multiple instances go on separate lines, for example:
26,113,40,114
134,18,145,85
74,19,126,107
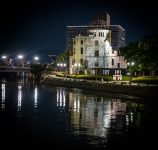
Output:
70,28,127,75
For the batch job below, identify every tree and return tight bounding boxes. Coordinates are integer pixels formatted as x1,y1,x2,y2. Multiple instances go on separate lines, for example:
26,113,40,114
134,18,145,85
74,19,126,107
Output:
120,42,140,73
120,33,158,76
138,34,158,75
56,49,69,72
56,49,69,63
30,64,45,78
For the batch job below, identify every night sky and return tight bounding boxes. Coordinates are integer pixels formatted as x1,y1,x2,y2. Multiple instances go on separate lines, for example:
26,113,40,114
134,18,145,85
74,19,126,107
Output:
0,0,157,62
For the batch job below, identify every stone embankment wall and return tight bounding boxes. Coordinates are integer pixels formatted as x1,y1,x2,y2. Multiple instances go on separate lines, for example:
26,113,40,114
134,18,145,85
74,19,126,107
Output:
41,77,158,99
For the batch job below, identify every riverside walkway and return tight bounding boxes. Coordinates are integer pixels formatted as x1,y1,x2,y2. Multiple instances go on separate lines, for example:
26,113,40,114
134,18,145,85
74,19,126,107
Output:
41,75,158,99
47,75,157,87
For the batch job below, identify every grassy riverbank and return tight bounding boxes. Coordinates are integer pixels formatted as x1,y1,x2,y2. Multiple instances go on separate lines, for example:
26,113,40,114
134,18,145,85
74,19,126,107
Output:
56,72,158,85
41,77,158,99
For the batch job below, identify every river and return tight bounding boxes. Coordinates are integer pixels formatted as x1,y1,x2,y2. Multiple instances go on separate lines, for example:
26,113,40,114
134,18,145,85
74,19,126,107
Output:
0,77,157,149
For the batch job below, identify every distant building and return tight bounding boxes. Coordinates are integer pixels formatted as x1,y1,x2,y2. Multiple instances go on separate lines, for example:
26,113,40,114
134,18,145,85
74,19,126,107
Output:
109,25,125,50
67,12,127,76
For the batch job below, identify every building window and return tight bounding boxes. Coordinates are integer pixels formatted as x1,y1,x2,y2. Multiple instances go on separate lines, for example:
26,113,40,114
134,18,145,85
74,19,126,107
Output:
95,61,99,67
115,70,121,75
117,50,120,56
81,47,83,54
91,69,95,75
95,50,99,57
95,40,98,45
74,48,75,54
80,59,83,65
112,59,114,65
103,70,109,75
117,63,120,68
81,40,83,44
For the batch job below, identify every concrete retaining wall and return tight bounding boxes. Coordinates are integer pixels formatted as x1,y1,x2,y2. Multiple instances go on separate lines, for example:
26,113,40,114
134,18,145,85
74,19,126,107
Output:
41,78,158,99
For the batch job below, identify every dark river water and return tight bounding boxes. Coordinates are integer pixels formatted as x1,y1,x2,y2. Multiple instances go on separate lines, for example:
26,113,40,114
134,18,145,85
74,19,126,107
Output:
0,77,157,149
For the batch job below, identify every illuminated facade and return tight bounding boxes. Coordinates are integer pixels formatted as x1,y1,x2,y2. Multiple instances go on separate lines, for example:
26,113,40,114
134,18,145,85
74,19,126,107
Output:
67,12,127,75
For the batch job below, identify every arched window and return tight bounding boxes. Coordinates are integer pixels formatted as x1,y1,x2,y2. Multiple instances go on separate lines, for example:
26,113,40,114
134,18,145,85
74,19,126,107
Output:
80,59,83,65
95,40,98,45
81,40,83,44
81,48,83,54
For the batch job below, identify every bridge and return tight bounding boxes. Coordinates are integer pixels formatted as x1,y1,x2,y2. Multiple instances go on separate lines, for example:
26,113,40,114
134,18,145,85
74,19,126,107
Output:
0,67,31,73
0,67,31,78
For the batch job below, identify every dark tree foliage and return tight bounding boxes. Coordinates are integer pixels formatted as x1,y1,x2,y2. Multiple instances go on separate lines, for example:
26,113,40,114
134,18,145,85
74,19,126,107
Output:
120,33,158,75
56,49,69,63
56,49,69,71
138,34,158,71
30,64,45,77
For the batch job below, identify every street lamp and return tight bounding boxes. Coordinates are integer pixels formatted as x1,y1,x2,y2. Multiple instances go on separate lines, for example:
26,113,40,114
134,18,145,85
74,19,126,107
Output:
18,55,23,59
1,56,7,66
57,63,66,72
127,62,134,81
60,63,63,71
18,55,24,67
18,55,24,76
63,63,66,72
2,56,6,59
75,63,80,75
34,57,39,64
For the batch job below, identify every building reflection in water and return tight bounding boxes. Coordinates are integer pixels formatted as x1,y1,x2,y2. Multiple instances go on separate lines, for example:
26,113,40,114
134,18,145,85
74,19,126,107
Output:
57,87,66,107
34,86,38,119
17,85,22,117
17,81,39,119
0,83,151,148
1,83,5,111
67,90,127,143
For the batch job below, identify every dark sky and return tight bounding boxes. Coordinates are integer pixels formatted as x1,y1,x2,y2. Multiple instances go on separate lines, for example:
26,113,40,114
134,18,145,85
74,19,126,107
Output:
0,0,157,62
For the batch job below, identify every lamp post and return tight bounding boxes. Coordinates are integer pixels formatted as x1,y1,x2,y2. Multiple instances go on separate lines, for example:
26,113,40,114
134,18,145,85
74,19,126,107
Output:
18,55,24,67
34,57,39,64
127,62,134,81
71,65,73,74
63,63,67,74
1,56,7,66
18,55,24,76
60,63,63,71
2,55,6,59
57,63,66,72
75,63,80,75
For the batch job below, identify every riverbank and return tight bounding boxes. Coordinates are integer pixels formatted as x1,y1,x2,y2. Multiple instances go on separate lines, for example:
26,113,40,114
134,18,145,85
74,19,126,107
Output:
40,77,158,99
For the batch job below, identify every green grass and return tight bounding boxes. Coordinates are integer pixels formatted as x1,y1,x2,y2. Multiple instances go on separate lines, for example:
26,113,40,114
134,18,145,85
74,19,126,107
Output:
132,76,158,84
55,72,158,84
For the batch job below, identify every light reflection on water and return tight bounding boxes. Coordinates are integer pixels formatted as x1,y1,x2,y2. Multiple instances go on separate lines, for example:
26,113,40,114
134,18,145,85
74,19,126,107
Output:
0,78,157,149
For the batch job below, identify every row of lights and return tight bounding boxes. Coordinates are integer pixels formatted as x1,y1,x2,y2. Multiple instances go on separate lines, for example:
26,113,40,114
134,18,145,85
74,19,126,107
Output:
1,55,39,67
71,63,81,75
57,63,66,67
1,55,39,60
57,63,67,72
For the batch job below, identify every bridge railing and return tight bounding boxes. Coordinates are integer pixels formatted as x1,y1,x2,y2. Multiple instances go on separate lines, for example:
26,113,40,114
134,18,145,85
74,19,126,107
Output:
0,66,31,72
0,66,30,70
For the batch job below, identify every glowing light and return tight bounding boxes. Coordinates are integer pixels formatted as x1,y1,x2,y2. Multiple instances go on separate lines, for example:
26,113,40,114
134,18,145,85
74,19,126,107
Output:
1,84,5,110
34,57,39,60
18,55,23,59
34,86,38,108
57,87,66,107
2,56,6,59
18,86,22,108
